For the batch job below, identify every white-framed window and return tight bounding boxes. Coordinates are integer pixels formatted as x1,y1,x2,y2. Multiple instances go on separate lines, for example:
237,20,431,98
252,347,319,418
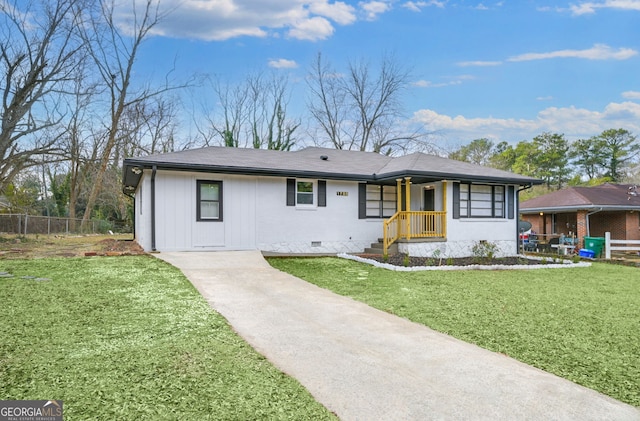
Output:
459,184,504,218
296,180,314,205
366,184,397,218
287,179,326,208
197,180,223,221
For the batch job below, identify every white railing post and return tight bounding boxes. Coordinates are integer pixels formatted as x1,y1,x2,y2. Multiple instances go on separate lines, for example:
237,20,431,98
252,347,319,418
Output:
605,232,611,259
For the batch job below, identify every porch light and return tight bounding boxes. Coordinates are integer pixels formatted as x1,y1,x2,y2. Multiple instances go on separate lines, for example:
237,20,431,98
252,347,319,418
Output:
539,212,544,216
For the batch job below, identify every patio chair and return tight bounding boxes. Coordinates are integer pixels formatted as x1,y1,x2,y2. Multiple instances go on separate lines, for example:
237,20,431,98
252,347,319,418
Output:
542,237,560,253
524,234,538,252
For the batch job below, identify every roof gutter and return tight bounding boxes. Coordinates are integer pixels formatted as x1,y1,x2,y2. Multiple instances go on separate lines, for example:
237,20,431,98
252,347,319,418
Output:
123,160,543,192
521,204,639,213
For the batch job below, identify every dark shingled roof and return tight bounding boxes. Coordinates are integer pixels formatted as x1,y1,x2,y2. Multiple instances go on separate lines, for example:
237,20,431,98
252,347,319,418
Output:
520,184,640,212
122,146,541,192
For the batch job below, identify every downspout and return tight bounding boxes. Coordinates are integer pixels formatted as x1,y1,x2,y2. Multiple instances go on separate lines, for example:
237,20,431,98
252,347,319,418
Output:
123,191,136,241
585,208,603,237
151,165,157,252
516,183,533,254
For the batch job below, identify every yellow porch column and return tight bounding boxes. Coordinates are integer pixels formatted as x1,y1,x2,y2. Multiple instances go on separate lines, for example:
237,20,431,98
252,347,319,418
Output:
405,177,411,239
442,181,447,237
396,178,402,214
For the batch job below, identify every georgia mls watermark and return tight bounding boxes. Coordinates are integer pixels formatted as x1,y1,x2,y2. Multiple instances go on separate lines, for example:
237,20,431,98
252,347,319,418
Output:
0,400,63,421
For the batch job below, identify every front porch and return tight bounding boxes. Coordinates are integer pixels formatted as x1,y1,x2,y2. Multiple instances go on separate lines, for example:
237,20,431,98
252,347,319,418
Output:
381,178,447,255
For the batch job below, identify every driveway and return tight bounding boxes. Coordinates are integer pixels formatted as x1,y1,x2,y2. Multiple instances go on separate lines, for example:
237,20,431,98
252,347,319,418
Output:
155,251,640,421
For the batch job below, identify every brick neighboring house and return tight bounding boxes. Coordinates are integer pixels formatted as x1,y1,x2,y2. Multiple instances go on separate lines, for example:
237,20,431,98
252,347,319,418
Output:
520,184,640,249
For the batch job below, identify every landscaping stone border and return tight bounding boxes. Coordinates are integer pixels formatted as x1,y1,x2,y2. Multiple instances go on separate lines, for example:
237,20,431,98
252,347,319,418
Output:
338,253,592,271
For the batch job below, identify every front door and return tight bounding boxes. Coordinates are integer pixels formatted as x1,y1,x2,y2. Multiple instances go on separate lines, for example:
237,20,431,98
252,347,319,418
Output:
423,188,435,211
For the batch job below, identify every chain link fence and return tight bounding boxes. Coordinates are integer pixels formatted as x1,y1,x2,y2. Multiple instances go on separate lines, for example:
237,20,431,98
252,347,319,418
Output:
0,214,117,235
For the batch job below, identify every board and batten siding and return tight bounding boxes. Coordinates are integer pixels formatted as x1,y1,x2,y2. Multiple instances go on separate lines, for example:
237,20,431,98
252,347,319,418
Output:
134,171,382,253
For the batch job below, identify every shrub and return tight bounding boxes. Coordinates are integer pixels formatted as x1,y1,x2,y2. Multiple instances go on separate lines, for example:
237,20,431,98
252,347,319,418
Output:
471,240,499,263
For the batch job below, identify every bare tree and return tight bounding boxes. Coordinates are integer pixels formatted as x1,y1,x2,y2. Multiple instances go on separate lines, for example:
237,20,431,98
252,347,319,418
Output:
142,96,180,154
119,95,180,157
307,53,429,154
210,77,249,147
0,0,85,192
61,65,99,228
80,0,178,224
307,53,348,149
246,73,299,150
196,73,299,150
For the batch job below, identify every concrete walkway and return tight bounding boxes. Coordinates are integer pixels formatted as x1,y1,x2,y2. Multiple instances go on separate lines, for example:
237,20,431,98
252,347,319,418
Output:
155,251,640,421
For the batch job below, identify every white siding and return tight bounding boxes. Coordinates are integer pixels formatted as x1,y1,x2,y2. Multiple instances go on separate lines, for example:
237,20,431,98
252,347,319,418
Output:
147,171,257,251
135,171,381,253
256,178,381,254
133,171,519,256
433,182,518,257
134,173,152,251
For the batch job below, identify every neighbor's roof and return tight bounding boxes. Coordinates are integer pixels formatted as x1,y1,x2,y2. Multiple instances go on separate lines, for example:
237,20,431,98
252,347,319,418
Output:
520,183,640,213
122,146,541,192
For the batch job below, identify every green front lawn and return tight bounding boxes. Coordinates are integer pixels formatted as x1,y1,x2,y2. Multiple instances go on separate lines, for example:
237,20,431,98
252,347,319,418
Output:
268,257,640,407
0,256,335,420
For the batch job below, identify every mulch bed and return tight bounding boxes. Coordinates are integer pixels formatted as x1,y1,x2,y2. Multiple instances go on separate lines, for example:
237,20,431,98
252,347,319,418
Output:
358,254,557,267
93,239,146,256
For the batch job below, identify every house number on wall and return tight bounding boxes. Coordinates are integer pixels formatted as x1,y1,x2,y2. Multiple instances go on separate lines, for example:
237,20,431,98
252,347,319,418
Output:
336,191,349,196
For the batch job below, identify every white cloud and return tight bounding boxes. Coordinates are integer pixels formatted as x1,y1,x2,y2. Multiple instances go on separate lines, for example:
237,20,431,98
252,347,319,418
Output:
412,102,640,143
413,80,461,88
536,96,554,101
268,58,299,69
622,90,640,99
413,75,474,88
288,16,335,40
508,43,638,61
570,0,640,15
310,1,357,25
120,0,358,42
457,60,502,67
359,1,392,20
402,1,446,12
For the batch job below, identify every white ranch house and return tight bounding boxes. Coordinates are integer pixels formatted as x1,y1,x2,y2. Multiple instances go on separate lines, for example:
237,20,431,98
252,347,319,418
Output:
122,146,541,257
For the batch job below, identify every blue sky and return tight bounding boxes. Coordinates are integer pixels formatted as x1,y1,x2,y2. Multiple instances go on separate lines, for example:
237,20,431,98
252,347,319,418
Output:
123,0,640,149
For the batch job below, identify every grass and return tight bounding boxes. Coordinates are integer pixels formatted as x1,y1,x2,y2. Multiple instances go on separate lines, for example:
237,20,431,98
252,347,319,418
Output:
267,257,640,407
0,256,336,420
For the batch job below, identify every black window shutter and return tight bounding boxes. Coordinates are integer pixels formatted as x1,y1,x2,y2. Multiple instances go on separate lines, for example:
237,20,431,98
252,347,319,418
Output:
508,185,515,219
318,180,327,207
452,183,460,219
286,179,295,206
358,183,366,219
